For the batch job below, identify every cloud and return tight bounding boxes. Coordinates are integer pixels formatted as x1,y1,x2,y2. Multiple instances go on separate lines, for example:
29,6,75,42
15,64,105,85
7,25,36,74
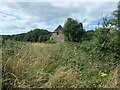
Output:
0,1,118,35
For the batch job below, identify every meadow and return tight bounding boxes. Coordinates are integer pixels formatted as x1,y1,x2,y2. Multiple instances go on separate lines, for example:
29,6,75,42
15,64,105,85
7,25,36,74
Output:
1,1,120,89
2,40,119,89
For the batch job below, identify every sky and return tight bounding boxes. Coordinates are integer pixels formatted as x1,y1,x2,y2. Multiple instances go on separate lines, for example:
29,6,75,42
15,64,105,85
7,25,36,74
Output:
0,0,119,35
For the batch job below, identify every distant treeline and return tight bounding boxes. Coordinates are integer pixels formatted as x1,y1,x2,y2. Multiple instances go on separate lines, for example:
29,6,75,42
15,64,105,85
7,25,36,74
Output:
2,29,52,43
1,27,95,43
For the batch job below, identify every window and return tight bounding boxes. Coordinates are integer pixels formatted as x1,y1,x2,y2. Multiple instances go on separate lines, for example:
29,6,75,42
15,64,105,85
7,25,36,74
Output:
57,32,59,35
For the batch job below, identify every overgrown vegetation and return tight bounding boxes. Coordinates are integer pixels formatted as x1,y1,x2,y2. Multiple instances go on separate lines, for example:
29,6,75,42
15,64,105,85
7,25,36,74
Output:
2,1,120,89
2,37,119,89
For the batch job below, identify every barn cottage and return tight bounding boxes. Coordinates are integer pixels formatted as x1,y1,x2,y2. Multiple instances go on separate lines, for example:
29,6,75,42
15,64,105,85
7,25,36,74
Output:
52,22,83,42
52,25,64,42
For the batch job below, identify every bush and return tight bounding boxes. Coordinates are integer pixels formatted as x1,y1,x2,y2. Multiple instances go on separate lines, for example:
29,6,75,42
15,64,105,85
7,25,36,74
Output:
47,37,57,43
90,20,120,63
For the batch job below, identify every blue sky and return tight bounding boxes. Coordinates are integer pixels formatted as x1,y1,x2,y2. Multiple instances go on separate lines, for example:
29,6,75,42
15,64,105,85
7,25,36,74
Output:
0,0,119,35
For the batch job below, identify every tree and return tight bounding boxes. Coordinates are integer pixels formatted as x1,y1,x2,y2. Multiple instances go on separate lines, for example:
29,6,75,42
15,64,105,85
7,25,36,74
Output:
5,29,52,42
63,18,84,42
93,15,120,60
109,1,120,58
110,1,120,30
84,30,94,41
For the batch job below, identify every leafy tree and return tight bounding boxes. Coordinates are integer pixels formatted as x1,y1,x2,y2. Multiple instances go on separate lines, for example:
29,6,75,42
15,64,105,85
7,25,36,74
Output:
83,30,94,41
110,1,120,30
3,29,52,42
93,16,120,60
38,35,47,42
63,18,84,42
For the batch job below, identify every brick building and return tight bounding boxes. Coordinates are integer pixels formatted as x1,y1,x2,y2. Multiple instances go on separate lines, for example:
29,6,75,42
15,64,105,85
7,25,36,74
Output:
52,25,64,42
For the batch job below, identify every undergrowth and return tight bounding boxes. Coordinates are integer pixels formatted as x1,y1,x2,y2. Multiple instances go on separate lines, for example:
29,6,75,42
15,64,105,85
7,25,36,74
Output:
2,40,118,89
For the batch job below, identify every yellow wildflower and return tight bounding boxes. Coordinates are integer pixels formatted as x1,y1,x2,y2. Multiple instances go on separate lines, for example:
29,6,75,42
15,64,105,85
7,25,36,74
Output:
101,72,107,77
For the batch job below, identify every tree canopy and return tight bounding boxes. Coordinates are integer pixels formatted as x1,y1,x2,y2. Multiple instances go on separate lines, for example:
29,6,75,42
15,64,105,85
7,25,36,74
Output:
110,1,120,30
2,29,52,43
63,18,84,42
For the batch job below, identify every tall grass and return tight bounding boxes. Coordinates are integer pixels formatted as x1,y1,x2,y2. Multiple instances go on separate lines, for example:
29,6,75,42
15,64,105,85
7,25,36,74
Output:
2,40,118,89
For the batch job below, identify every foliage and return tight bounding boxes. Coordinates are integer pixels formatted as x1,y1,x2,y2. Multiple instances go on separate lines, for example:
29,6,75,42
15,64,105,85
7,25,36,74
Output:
92,16,120,61
2,2,120,89
63,18,84,42
2,40,26,89
110,1,120,29
2,40,118,89
83,30,94,41
47,36,57,43
2,29,52,43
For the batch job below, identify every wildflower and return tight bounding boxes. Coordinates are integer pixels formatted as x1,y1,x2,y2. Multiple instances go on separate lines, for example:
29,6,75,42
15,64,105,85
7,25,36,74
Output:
101,72,107,77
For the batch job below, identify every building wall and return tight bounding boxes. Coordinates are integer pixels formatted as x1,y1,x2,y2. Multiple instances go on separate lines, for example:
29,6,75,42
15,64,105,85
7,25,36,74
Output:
52,32,64,42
